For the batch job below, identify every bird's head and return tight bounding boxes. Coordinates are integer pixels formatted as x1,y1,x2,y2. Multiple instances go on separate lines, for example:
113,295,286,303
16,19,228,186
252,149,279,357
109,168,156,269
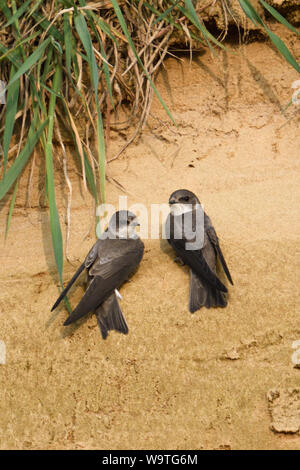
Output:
168,189,200,215
109,210,140,238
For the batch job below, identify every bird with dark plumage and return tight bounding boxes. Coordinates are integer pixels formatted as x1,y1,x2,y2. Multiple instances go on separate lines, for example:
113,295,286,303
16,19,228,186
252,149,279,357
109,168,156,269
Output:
51,210,144,339
165,189,233,313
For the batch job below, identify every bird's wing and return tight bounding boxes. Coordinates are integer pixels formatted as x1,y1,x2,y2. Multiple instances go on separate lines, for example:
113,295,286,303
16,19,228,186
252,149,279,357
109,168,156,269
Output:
95,292,128,339
168,236,227,293
167,212,227,292
84,240,102,268
64,238,144,325
50,240,101,311
205,220,233,285
88,238,144,278
51,263,85,311
189,269,227,312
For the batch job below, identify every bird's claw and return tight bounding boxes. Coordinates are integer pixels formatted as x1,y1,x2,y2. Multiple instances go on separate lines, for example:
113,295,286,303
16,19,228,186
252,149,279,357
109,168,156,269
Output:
173,257,185,266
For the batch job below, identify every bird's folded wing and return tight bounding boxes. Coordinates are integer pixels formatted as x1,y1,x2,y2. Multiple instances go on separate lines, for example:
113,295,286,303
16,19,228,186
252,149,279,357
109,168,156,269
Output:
84,239,102,268
88,239,144,278
51,263,85,311
64,240,144,325
169,237,227,293
206,225,233,285
51,240,101,311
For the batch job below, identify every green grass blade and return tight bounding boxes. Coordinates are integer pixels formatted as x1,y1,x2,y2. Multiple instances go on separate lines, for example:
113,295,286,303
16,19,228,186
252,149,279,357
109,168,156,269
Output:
27,0,44,19
153,0,181,25
0,0,12,19
183,0,227,51
5,179,18,239
143,1,206,45
41,45,53,83
95,103,106,204
111,0,175,125
281,98,293,112
259,0,300,35
0,117,48,200
51,40,63,55
74,11,106,203
2,0,32,28
44,64,64,286
265,26,300,73
61,94,99,205
6,37,51,89
31,12,64,42
238,0,264,26
239,0,300,73
0,43,20,66
63,12,73,75
74,13,98,91
82,7,115,108
83,149,98,205
43,64,72,312
100,43,114,108
0,32,40,60
40,82,63,98
93,16,117,43
59,0,77,8
2,64,19,177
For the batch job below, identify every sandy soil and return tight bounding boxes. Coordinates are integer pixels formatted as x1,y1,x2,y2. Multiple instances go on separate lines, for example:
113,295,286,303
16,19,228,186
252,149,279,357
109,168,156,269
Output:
0,27,300,449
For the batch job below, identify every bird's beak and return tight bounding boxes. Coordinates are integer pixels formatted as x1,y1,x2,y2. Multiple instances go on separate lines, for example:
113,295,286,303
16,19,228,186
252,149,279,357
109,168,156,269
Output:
169,199,176,205
131,219,140,227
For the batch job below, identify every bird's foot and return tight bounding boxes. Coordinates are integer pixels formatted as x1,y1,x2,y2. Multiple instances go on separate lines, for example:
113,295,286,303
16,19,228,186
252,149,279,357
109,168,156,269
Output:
173,257,185,266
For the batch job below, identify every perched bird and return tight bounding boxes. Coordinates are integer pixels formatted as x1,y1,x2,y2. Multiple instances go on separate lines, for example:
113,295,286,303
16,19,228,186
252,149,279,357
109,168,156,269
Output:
165,189,233,312
51,210,144,339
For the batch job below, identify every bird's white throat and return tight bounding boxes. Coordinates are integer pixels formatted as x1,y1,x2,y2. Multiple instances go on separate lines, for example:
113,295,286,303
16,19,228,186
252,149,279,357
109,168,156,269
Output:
170,203,193,216
111,224,139,239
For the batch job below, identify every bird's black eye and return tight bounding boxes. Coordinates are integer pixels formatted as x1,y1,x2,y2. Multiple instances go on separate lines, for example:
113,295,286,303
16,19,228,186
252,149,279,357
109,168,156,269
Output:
127,219,131,225
180,196,189,202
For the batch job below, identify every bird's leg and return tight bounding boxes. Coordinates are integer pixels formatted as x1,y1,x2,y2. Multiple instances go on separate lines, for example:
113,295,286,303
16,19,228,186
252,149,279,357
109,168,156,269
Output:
173,257,185,266
115,289,123,300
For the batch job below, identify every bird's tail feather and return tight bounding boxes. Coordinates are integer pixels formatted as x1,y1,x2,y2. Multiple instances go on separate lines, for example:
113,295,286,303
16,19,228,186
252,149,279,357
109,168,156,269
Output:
189,270,227,313
95,293,128,340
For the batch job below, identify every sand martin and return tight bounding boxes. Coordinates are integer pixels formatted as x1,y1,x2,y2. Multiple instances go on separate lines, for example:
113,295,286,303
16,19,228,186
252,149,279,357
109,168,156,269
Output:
165,189,233,312
51,210,144,338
